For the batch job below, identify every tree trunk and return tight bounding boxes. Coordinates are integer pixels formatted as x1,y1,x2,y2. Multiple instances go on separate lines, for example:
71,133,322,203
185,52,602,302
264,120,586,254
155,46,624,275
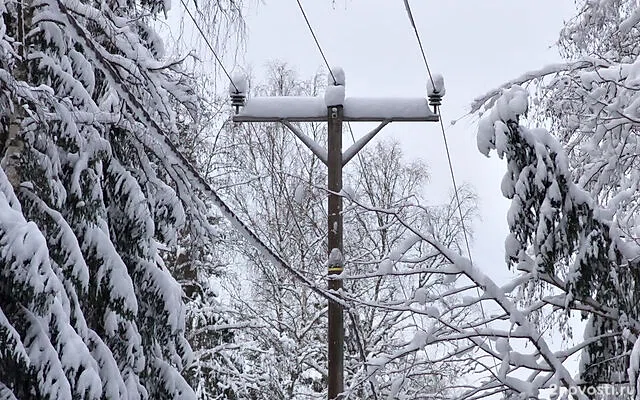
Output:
2,0,29,189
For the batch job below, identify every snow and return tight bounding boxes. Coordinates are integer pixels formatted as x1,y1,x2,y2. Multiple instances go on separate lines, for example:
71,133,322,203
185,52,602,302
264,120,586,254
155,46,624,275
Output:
413,287,427,305
388,233,421,261
328,66,345,86
150,357,197,399
0,385,18,400
325,66,345,106
461,296,476,306
367,355,390,377
389,378,403,399
426,73,445,96
0,307,29,364
477,86,528,157
378,258,393,274
508,93,528,116
70,152,89,196
293,184,305,204
324,84,345,107
470,57,610,114
237,96,326,120
230,72,248,94
236,96,437,121
409,330,429,350
343,97,437,120
425,306,440,318
20,190,91,292
424,230,587,398
442,273,458,284
104,311,118,337
301,367,323,382
69,49,95,95
504,233,521,260
23,310,73,399
629,335,640,397
496,338,511,355
88,224,138,316
500,171,515,198
0,0,225,396
328,248,344,267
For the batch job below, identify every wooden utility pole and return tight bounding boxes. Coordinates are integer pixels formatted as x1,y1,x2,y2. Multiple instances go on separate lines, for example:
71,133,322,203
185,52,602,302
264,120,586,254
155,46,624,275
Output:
326,104,344,398
231,68,442,400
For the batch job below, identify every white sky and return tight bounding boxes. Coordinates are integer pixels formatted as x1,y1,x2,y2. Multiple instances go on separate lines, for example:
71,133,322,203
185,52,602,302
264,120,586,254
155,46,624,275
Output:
236,0,576,286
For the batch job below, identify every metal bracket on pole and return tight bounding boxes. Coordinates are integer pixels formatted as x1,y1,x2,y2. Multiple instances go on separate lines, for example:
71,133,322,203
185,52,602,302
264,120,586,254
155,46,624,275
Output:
342,120,390,166
281,120,328,165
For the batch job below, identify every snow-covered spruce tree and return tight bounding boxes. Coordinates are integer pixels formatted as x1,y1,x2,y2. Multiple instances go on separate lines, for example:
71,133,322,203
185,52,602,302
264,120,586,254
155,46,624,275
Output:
539,3,640,389
169,238,249,400
166,91,252,399
467,1,640,394
0,0,224,396
215,63,468,399
473,85,639,397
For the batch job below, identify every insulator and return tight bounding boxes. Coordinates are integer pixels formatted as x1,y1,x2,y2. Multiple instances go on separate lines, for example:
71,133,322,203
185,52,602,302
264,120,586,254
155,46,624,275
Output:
428,93,442,107
428,92,442,112
230,92,246,114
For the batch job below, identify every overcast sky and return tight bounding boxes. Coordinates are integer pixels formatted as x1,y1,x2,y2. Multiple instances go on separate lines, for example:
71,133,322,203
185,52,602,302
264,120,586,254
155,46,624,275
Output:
235,0,576,286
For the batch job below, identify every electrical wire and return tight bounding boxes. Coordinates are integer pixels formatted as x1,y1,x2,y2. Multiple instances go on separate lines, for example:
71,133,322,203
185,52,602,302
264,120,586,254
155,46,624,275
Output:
402,0,472,267
402,0,435,90
401,0,501,377
401,0,473,291
179,0,239,92
294,0,338,85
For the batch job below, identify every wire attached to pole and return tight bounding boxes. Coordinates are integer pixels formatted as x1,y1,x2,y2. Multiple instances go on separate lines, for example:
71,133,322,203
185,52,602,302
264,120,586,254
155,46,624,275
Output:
294,0,338,85
401,0,501,378
179,0,239,92
401,0,472,274
402,0,436,90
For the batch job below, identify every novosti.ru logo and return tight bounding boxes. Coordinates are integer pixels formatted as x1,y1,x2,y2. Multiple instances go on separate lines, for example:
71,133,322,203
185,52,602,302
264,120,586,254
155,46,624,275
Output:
548,383,632,399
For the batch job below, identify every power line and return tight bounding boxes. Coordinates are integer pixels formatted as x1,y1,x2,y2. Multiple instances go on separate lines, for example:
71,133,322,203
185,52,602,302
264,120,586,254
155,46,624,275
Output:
179,0,239,92
401,0,472,269
402,0,435,90
401,0,501,377
294,0,338,85
436,117,473,261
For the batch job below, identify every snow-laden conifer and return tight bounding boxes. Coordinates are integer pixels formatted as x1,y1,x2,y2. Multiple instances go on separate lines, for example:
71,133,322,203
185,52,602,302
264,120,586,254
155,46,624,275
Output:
0,0,218,396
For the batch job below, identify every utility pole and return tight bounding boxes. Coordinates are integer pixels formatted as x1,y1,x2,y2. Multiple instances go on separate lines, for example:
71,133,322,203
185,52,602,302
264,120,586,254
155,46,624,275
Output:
326,103,344,398
231,68,442,400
